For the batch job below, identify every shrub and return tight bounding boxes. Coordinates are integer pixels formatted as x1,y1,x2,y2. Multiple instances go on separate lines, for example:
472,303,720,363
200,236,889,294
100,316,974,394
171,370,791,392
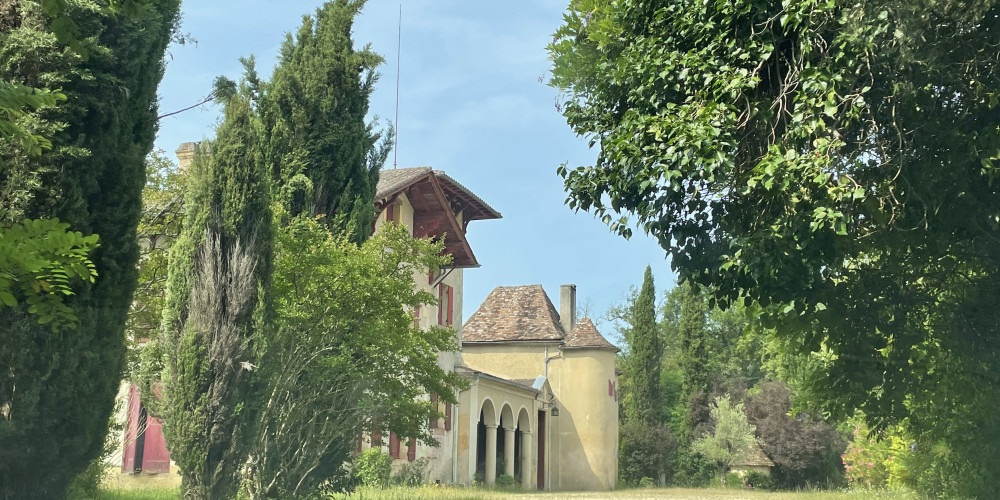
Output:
618,420,675,485
744,471,775,490
638,477,655,488
354,449,392,488
393,457,429,487
495,473,516,488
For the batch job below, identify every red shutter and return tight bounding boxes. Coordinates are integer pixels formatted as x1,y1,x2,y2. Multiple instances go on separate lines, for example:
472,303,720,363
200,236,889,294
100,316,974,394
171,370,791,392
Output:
413,307,420,327
445,402,452,431
372,432,382,448
386,205,395,222
389,432,400,459
430,393,439,429
446,286,454,326
437,284,444,325
407,438,417,461
428,272,434,285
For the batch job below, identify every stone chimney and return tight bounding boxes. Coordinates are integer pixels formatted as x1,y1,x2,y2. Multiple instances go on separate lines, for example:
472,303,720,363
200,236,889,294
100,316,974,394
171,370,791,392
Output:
560,284,576,333
175,141,199,171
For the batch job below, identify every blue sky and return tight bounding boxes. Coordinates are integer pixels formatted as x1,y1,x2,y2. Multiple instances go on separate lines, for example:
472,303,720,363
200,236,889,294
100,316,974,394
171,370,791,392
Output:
153,0,677,336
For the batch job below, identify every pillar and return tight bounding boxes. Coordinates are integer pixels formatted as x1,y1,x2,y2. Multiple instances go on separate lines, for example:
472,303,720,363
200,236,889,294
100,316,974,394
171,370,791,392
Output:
484,424,498,485
503,426,516,477
520,431,533,489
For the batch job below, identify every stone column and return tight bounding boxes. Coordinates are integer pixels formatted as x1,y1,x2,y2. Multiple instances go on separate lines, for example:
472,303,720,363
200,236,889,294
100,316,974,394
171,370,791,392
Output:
520,431,533,489
484,424,498,485
503,426,516,477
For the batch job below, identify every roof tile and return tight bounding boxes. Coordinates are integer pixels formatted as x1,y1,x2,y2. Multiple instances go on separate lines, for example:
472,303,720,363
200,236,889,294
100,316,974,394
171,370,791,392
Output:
462,285,565,342
563,317,619,351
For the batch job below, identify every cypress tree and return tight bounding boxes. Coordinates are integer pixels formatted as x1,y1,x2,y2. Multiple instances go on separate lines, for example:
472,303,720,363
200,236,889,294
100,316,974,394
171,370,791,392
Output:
677,280,710,442
159,91,272,500
0,2,179,498
623,265,662,424
260,0,391,242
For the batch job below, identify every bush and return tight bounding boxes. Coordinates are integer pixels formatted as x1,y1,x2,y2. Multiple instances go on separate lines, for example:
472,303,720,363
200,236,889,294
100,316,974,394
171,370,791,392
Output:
744,471,775,490
669,449,714,487
354,449,392,488
618,420,675,485
393,457,429,487
638,477,655,488
495,473,516,488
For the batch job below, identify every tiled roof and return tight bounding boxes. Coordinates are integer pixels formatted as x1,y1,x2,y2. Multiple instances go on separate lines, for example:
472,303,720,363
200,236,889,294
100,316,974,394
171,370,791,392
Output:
462,285,566,342
375,167,433,200
737,444,775,468
563,317,619,351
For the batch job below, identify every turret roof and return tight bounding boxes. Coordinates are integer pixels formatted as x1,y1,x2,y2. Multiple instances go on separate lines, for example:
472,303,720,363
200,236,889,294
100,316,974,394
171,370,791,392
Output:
563,317,619,351
462,285,566,342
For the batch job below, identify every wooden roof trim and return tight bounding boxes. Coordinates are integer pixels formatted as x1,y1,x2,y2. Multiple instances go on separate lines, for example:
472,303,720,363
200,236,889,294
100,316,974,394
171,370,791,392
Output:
427,174,479,268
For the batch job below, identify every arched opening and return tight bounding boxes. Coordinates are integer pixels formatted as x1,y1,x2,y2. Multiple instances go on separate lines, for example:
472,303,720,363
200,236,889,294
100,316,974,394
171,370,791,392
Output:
475,399,499,484
517,407,532,487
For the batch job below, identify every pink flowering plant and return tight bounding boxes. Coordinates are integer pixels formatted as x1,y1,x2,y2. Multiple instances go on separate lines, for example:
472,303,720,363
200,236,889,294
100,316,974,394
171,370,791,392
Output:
841,419,893,488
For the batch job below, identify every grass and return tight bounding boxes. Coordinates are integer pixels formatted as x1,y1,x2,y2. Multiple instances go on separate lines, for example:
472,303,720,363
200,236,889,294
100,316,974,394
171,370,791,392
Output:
93,485,918,500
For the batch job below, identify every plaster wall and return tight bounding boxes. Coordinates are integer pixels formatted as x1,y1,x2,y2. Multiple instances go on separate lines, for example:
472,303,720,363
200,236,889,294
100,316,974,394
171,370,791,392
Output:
547,348,618,491
460,343,556,381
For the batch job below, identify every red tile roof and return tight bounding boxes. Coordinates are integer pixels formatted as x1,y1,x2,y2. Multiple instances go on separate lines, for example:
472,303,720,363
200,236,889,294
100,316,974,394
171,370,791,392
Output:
563,317,619,351
462,285,566,342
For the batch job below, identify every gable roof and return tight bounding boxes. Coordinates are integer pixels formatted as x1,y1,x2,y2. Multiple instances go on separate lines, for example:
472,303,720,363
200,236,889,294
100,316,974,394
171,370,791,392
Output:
462,285,566,342
375,167,501,221
736,444,775,468
563,317,619,351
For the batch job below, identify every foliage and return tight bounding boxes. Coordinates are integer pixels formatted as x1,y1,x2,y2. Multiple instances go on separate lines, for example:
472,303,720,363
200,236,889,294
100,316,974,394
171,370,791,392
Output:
743,471,775,491
355,449,393,488
495,474,517,488
67,404,122,499
127,150,185,381
745,381,845,489
393,457,429,487
242,218,463,497
841,420,893,489
620,266,662,424
0,1,179,498
158,88,273,500
692,395,758,487
618,420,675,487
0,217,98,329
259,0,392,243
675,281,711,441
550,2,1000,497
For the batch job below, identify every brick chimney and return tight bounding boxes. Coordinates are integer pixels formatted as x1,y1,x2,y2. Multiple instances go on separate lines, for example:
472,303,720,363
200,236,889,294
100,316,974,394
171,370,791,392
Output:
560,284,576,333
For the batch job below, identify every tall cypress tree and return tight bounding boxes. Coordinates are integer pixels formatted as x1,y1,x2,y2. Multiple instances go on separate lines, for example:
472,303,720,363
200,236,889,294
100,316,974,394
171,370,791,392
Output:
260,0,391,243
159,92,272,500
0,2,179,498
623,265,662,424
677,280,710,442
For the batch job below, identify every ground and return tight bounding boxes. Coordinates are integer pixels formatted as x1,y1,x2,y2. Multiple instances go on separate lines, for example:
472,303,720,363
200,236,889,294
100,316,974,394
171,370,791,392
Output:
88,485,916,500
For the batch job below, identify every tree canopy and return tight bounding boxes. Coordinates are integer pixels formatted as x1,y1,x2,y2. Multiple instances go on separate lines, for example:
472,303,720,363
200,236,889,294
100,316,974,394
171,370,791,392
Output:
550,1,999,495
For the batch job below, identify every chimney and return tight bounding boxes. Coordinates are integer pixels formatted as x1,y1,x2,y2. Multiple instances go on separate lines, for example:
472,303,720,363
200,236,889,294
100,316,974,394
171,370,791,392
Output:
560,284,576,333
175,141,198,171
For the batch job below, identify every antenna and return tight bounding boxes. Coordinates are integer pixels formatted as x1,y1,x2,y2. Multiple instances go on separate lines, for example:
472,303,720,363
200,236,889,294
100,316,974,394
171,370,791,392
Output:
393,4,401,169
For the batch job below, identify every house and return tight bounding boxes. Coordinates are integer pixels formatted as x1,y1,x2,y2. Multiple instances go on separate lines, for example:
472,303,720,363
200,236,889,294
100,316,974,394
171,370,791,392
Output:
115,150,620,491
369,167,620,490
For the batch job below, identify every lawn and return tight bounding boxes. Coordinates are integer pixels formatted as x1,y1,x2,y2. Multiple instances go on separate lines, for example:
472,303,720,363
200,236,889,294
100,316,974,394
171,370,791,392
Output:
90,486,917,500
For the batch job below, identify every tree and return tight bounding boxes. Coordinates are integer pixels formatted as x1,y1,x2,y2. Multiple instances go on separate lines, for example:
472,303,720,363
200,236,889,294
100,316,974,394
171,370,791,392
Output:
243,217,465,498
260,0,391,243
691,395,757,487
158,91,273,500
621,265,662,424
0,1,179,497
745,381,845,489
550,1,1000,495
676,281,710,441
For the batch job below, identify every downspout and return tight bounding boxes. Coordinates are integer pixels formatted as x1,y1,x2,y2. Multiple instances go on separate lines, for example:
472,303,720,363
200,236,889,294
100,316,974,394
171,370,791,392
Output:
452,388,459,484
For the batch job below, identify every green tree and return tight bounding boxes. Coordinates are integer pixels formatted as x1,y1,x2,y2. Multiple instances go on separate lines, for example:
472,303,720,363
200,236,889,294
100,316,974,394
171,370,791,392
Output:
243,218,464,497
550,1,1000,496
158,90,273,500
676,281,710,441
260,0,392,243
0,1,179,497
622,266,662,424
692,395,757,487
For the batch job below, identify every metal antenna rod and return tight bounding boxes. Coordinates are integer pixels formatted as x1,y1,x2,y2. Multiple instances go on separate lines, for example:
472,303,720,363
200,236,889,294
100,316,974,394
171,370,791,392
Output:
393,4,401,169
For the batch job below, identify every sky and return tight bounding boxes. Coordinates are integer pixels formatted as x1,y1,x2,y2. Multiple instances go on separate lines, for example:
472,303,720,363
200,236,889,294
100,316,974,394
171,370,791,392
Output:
153,0,677,337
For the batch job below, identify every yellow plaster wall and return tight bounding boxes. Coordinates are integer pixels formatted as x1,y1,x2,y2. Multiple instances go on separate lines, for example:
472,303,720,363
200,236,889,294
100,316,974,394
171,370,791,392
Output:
460,343,555,381
548,348,618,491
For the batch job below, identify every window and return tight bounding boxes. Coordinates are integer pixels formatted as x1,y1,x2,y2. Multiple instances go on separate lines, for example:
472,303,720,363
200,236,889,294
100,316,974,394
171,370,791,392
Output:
371,432,381,448
437,284,453,326
407,437,417,461
444,402,452,431
413,307,420,328
430,394,439,429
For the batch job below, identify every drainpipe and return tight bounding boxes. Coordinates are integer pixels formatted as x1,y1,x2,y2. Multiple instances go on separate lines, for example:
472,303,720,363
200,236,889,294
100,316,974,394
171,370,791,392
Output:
452,388,459,484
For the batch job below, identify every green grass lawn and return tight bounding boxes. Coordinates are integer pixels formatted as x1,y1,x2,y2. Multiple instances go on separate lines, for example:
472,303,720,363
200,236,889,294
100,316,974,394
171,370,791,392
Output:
92,485,918,500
